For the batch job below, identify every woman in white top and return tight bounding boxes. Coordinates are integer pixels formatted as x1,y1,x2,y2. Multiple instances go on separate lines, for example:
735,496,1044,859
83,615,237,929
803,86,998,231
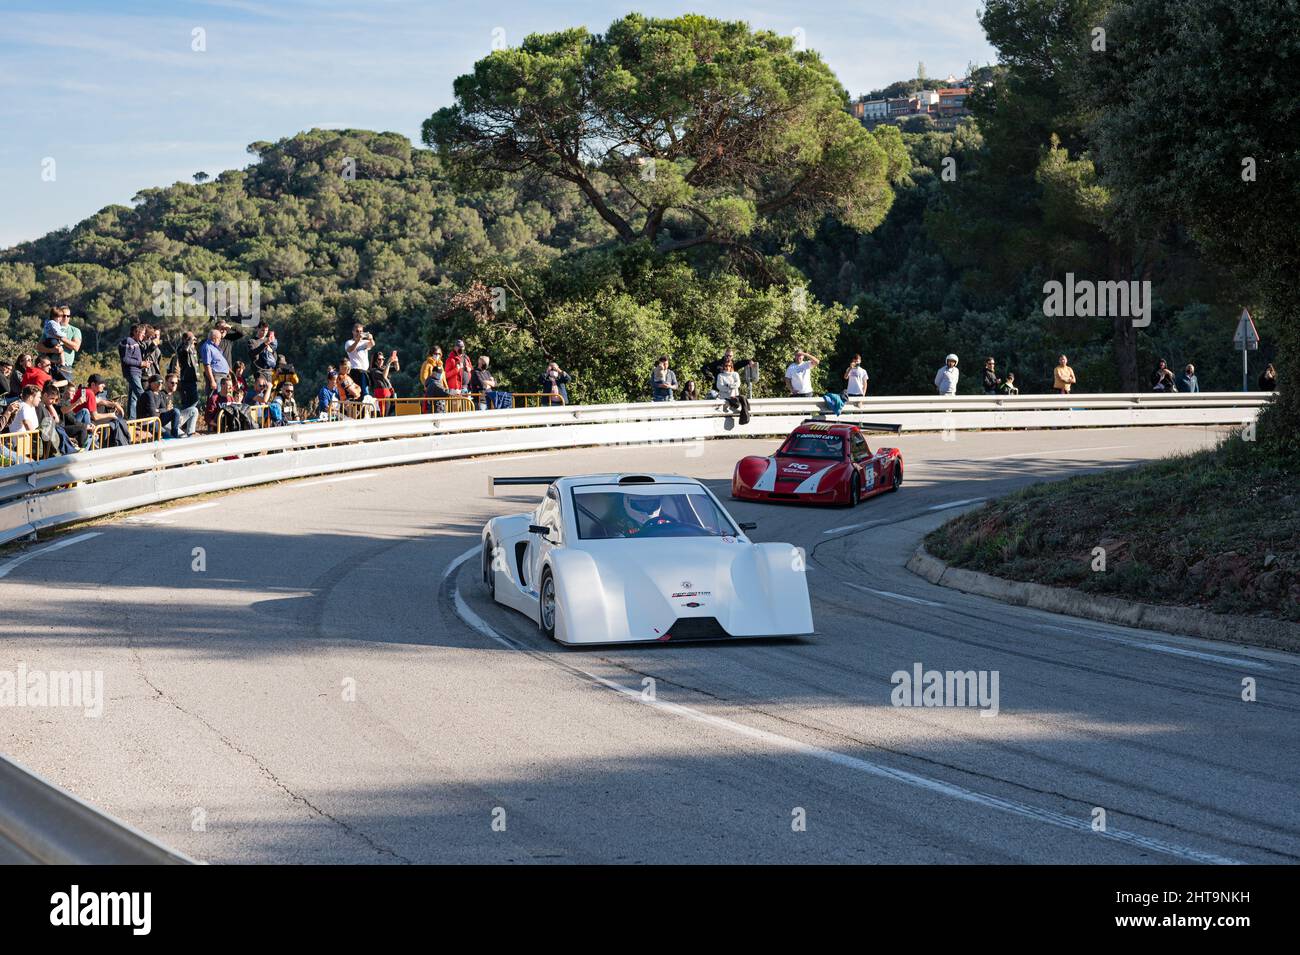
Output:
715,359,750,425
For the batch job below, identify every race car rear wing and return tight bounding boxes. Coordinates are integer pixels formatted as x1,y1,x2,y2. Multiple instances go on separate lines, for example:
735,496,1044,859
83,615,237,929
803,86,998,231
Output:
802,418,902,433
488,476,562,497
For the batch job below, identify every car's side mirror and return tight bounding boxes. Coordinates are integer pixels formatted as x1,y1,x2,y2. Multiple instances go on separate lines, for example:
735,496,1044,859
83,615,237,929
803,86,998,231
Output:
738,522,757,532
528,524,551,539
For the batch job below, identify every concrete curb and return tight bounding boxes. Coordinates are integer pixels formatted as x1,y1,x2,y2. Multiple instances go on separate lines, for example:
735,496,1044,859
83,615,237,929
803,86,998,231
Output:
906,545,1300,654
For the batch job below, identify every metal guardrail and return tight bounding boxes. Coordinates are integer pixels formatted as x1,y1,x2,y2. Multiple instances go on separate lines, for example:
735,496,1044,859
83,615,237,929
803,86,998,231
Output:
0,752,192,864
0,392,1268,547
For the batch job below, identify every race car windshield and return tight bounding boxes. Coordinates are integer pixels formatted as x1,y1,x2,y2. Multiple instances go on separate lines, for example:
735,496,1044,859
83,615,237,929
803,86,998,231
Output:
777,433,844,459
572,487,739,540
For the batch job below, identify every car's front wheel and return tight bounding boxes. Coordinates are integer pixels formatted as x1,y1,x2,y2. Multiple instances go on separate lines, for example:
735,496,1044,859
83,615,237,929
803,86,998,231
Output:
891,462,903,492
539,566,557,641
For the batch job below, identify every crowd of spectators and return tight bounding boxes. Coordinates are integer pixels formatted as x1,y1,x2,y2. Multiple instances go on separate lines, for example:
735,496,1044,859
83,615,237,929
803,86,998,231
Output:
2,302,1286,465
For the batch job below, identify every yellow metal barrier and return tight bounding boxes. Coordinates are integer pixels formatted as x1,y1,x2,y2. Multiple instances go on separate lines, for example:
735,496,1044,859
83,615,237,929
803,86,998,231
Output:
0,429,39,466
125,416,162,444
215,404,269,432
345,396,480,416
89,422,111,451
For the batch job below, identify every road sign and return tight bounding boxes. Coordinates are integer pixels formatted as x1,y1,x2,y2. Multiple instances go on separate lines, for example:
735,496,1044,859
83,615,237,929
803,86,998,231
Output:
1234,308,1260,351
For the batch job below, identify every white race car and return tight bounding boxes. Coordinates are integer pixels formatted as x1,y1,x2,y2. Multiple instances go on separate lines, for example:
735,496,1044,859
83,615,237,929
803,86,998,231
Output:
481,473,814,645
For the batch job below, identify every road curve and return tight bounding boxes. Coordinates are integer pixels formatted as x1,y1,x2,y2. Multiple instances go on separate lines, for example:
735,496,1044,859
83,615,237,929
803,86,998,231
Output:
2,425,1297,864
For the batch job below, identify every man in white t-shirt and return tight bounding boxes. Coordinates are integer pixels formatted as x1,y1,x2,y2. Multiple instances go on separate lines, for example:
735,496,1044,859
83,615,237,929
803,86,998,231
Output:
935,353,960,395
344,323,375,396
784,349,819,397
844,354,869,397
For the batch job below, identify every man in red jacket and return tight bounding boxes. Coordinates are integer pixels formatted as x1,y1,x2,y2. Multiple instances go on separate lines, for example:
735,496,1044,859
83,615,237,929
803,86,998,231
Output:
21,355,60,391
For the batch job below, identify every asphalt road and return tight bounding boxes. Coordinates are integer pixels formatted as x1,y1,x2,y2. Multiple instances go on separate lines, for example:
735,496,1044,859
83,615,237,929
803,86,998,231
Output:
3,425,1297,864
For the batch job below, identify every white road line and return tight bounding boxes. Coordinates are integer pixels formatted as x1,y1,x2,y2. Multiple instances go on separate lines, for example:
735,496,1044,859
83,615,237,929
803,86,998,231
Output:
1033,623,1276,671
927,498,986,511
121,501,219,525
846,582,945,607
1135,643,1274,671
823,522,867,535
296,473,371,488
444,546,1239,865
0,532,102,580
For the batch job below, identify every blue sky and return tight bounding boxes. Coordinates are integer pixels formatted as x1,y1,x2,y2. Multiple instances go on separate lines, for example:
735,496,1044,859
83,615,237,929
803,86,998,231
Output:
0,0,994,249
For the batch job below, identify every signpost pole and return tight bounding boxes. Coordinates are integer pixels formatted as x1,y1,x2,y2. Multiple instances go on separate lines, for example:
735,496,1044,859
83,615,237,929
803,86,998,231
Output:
1233,308,1259,392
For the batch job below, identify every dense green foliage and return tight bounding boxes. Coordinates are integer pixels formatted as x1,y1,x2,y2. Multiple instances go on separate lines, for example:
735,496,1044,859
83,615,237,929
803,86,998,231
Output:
426,14,905,255
0,129,620,396
1085,0,1300,456
0,7,1278,407
926,435,1299,620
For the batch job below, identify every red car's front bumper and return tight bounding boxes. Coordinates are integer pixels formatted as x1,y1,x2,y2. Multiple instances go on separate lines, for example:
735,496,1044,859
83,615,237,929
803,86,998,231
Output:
731,476,849,506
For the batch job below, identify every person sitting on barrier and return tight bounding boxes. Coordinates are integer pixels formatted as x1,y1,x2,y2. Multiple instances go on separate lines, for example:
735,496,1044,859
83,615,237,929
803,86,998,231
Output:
369,350,399,415
470,355,496,410
37,383,79,456
247,376,273,407
137,374,165,425
268,381,298,425
422,358,450,414
681,380,699,401
3,384,40,434
162,374,198,438
206,376,234,432
213,377,261,432
1177,363,1200,393
21,355,59,392
336,358,362,403
316,370,342,419
70,375,130,448
998,372,1019,396
230,361,249,403
8,354,33,398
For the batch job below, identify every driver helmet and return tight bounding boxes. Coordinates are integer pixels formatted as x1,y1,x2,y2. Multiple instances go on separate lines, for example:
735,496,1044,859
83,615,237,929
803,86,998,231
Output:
625,494,663,523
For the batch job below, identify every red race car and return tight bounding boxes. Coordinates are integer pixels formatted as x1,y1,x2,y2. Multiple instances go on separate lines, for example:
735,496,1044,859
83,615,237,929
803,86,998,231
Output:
732,420,903,506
